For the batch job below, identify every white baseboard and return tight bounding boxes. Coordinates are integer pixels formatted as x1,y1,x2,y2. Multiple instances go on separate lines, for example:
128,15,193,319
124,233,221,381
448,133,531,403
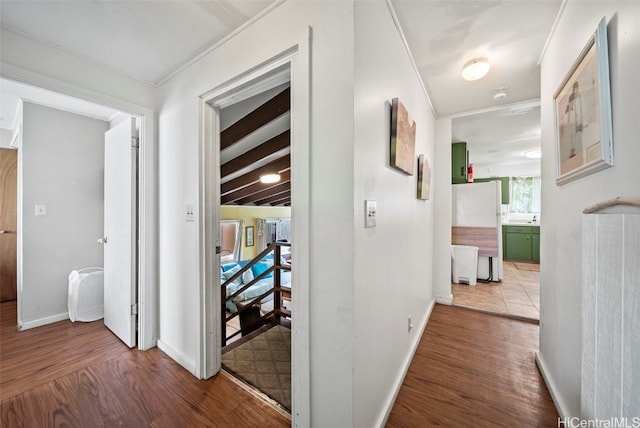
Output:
436,293,452,305
19,312,69,330
157,339,197,377
375,298,436,428
536,351,569,420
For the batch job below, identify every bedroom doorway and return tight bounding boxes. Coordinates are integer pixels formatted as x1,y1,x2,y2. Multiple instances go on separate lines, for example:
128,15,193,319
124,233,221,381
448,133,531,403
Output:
0,76,156,350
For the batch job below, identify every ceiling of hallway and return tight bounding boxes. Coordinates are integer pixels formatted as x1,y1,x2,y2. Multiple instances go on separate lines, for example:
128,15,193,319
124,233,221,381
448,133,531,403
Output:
0,0,563,171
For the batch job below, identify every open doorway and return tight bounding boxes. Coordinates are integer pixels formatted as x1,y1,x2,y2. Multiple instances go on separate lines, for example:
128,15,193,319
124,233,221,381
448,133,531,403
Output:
214,73,293,412
0,77,156,349
449,103,542,321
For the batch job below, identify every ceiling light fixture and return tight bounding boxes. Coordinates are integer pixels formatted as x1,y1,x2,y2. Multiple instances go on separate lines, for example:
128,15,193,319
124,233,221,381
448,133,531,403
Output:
259,173,281,184
525,150,541,159
462,58,490,81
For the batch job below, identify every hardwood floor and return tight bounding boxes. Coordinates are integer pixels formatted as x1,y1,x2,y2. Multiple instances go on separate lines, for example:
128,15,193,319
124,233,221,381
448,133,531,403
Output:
387,304,558,427
0,301,290,427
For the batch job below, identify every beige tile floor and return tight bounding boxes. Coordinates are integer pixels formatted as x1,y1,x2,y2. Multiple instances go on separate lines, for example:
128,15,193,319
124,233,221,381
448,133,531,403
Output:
452,261,540,320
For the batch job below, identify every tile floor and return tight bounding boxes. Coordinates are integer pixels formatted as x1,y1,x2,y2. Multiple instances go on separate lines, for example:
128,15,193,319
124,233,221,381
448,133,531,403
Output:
452,261,540,320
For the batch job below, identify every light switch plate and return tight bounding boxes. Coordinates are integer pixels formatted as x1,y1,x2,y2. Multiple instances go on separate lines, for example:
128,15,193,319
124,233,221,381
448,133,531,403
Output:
35,204,46,216
365,200,377,228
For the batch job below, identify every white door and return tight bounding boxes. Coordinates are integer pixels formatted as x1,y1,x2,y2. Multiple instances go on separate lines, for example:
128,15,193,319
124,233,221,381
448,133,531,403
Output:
103,118,137,347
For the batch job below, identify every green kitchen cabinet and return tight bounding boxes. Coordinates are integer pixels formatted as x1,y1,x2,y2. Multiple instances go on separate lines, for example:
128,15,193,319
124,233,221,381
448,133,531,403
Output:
503,225,540,262
532,228,540,263
452,142,468,184
475,177,510,204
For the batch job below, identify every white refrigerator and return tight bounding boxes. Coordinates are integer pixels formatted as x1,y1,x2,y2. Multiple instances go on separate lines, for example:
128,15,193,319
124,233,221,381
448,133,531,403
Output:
452,181,503,281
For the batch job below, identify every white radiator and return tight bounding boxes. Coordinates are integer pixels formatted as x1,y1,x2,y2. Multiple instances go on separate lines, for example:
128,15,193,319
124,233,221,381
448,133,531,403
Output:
582,203,640,419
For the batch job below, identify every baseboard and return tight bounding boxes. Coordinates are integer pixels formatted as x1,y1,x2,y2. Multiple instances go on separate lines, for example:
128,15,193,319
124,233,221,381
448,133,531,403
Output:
535,351,569,420
435,293,452,305
375,298,436,428
19,311,69,330
157,339,197,377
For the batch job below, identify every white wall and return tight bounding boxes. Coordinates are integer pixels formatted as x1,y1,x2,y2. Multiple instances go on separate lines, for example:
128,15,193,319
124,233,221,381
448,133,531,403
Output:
353,2,436,426
434,118,453,303
156,1,355,425
0,129,13,148
538,1,640,417
19,102,106,327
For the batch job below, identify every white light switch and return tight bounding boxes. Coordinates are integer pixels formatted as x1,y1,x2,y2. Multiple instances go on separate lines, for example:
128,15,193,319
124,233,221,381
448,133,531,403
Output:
35,204,46,216
186,204,195,222
365,200,377,228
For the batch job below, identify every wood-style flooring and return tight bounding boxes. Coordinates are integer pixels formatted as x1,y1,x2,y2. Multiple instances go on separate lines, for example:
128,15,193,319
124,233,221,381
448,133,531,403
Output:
387,304,558,427
0,301,290,427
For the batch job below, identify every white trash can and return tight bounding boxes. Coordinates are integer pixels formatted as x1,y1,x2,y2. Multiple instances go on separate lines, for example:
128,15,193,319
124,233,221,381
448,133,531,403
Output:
451,245,479,286
68,267,104,322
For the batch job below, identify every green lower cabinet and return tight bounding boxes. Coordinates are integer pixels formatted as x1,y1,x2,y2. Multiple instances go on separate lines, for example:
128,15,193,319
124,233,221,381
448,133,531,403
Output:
532,231,540,263
503,225,540,262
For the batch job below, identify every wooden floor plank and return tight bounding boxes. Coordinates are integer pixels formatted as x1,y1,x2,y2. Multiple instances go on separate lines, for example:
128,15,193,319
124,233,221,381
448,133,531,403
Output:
0,301,290,427
386,304,558,427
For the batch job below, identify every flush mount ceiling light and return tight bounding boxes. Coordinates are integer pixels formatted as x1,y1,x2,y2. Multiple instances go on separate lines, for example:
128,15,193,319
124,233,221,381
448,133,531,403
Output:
462,58,490,81
525,150,542,159
259,173,281,184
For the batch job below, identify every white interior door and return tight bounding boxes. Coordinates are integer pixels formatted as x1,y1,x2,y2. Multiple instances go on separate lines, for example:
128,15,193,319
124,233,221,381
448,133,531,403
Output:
103,118,137,347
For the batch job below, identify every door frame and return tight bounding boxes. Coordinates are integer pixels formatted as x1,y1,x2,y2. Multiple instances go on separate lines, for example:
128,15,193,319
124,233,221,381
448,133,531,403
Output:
0,68,157,351
198,30,310,425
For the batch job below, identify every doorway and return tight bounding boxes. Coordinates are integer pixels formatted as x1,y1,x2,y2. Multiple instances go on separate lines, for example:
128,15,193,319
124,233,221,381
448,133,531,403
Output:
449,103,542,321
0,148,17,302
0,77,156,349
199,37,311,425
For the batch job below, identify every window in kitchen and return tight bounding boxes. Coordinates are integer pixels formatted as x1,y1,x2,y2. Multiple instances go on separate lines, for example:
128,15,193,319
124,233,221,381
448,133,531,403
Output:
510,176,541,214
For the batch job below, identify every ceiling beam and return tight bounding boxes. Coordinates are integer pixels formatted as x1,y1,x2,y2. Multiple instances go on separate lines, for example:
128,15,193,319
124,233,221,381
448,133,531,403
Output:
221,155,290,195
220,87,290,150
254,191,292,206
269,196,291,207
237,182,291,205
220,130,290,178
221,170,291,204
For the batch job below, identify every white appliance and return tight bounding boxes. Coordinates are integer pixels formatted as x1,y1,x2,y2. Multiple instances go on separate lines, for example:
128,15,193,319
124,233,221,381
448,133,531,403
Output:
452,181,503,281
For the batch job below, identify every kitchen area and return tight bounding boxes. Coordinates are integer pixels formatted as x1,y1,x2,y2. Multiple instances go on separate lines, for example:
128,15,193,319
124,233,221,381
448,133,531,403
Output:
450,105,541,321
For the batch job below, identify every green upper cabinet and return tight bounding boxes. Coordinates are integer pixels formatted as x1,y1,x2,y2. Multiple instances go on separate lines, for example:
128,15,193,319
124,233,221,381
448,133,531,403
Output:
451,142,468,184
474,177,510,205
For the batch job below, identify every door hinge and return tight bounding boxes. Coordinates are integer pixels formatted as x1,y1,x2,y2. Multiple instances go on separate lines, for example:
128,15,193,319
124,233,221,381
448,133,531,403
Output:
131,136,139,149
131,303,138,315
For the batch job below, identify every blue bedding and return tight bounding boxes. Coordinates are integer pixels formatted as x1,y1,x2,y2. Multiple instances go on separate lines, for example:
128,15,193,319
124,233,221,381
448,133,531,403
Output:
222,254,291,312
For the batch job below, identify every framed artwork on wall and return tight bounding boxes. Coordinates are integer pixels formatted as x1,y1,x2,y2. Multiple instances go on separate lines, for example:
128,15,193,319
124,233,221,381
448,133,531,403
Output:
553,16,613,185
390,98,416,175
417,154,431,200
246,226,254,247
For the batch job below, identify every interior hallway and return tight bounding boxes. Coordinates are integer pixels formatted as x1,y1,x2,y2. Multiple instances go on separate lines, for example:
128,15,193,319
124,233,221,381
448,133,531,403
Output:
387,304,557,427
2,300,556,426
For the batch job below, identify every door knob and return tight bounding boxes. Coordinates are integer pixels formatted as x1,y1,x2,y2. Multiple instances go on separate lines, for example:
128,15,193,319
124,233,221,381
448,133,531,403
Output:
98,237,108,244
0,230,12,234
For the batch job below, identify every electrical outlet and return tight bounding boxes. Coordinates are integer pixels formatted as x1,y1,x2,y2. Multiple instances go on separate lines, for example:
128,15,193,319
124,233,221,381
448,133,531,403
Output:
408,315,413,333
365,200,377,228
186,204,195,222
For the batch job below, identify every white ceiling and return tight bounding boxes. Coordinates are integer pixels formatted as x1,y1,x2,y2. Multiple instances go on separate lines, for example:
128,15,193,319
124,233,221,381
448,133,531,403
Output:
0,0,563,171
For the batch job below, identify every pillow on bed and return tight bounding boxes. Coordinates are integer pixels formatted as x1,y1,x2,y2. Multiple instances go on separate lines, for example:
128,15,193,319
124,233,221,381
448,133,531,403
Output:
223,265,243,288
242,269,254,284
251,262,273,279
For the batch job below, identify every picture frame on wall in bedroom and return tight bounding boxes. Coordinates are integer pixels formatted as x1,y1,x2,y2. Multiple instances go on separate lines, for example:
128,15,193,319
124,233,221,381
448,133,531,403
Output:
390,97,416,175
246,226,254,247
553,16,613,186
